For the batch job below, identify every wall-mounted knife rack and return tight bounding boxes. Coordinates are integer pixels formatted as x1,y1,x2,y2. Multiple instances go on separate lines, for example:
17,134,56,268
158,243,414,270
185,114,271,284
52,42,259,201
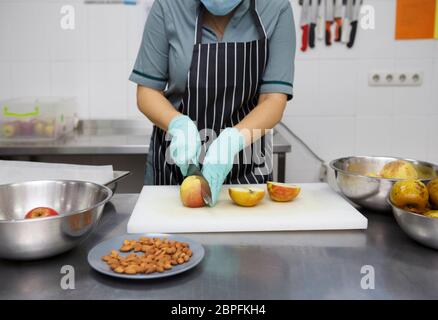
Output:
298,0,348,5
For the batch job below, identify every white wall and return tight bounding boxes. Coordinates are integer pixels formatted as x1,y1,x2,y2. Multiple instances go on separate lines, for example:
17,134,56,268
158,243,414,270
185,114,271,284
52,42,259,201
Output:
285,0,438,182
0,0,437,181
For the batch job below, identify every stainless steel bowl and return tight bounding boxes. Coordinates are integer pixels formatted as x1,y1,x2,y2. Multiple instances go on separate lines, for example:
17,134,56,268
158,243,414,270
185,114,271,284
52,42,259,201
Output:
389,200,438,250
0,180,112,260
330,156,438,211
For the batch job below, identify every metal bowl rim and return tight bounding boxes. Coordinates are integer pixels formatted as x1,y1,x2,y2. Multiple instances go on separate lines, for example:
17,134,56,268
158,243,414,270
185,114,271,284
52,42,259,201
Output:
387,198,437,221
329,155,438,182
0,179,113,224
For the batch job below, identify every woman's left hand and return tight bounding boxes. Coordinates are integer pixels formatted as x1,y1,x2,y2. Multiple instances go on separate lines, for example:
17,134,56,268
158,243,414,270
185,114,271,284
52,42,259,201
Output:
201,128,245,206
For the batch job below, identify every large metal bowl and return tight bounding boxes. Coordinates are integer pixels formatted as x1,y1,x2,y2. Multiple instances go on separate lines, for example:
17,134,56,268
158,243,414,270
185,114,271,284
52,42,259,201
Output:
330,156,438,211
389,200,438,250
0,180,112,260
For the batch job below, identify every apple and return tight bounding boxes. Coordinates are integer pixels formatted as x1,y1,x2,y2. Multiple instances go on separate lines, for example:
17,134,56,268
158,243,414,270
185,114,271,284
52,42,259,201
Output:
44,124,55,138
33,120,46,136
2,123,19,138
390,180,429,214
380,160,418,179
424,210,438,218
228,187,265,207
180,176,209,208
427,178,438,210
267,181,301,202
25,207,59,219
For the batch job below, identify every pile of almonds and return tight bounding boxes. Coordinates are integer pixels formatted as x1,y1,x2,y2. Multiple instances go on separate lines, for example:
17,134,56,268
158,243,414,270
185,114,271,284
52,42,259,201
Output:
101,237,193,275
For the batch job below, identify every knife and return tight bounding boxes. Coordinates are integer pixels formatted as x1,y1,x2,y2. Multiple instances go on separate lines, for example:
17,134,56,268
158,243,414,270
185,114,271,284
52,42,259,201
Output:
347,0,363,48
316,0,325,41
300,0,311,52
308,0,320,48
324,0,334,46
341,0,353,43
334,0,343,42
186,164,213,206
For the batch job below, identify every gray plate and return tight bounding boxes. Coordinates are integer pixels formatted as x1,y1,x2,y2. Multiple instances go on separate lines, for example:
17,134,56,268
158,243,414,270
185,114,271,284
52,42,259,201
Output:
87,233,205,280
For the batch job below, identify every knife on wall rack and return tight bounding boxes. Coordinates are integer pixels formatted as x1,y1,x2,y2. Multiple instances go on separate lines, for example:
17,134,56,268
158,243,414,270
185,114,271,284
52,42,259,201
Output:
308,0,320,48
300,0,311,52
347,0,363,48
334,0,343,42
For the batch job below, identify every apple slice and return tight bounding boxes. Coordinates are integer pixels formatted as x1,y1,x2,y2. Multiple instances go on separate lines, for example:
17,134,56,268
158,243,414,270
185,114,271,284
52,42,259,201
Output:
228,187,265,207
267,181,301,202
25,207,59,219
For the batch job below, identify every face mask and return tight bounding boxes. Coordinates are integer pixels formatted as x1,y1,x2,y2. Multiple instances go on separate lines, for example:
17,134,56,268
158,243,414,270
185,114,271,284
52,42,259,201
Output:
200,0,243,16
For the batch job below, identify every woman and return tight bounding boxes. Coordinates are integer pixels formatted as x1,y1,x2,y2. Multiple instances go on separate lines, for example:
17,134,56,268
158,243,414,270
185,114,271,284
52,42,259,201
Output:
130,0,296,206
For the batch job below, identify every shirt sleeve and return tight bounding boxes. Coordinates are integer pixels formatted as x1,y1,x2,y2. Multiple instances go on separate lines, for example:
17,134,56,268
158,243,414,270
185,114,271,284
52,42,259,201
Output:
259,1,296,100
129,0,169,90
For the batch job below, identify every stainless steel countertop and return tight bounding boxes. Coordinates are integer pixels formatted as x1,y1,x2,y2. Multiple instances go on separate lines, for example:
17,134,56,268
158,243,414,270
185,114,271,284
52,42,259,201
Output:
1,193,437,300
0,120,292,155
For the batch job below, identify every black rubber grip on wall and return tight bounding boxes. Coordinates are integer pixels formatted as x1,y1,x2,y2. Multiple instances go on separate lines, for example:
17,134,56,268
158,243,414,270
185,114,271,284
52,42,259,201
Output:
347,21,358,48
309,23,316,48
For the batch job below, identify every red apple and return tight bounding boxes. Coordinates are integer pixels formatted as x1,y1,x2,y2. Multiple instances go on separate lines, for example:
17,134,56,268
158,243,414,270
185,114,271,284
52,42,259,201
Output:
25,207,59,219
180,176,209,208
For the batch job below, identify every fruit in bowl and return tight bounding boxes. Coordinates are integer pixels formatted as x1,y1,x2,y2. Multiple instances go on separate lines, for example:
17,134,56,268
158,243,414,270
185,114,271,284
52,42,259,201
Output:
180,175,209,208
229,187,265,207
267,181,301,202
390,180,429,214
2,122,19,138
424,210,438,218
427,178,438,209
380,160,418,179
25,207,59,219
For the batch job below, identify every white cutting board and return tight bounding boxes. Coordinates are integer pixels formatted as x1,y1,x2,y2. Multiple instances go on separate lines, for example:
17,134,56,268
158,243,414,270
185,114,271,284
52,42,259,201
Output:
127,183,368,233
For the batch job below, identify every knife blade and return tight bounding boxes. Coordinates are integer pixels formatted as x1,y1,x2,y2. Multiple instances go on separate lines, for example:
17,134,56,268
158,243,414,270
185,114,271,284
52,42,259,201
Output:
316,0,325,40
186,164,213,206
341,0,353,43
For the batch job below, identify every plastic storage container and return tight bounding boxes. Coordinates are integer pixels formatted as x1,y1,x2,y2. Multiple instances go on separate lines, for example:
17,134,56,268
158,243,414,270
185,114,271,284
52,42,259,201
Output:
0,97,77,142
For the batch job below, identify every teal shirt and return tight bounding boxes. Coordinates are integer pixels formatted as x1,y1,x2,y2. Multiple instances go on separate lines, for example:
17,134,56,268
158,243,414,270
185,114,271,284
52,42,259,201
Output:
129,0,296,108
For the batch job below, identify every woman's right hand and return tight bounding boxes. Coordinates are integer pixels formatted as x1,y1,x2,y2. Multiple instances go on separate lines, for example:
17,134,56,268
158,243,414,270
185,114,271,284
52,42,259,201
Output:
168,115,201,176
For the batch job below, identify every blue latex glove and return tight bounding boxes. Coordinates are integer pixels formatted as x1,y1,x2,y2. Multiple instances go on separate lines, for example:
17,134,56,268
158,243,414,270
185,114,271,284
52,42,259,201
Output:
168,115,201,176
202,128,245,206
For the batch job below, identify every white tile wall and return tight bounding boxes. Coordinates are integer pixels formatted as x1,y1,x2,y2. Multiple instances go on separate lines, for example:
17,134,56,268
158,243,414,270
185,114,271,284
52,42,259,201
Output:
0,0,437,182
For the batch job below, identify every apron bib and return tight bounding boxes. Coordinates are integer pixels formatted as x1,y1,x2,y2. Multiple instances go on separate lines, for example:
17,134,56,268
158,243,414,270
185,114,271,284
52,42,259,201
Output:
150,0,272,185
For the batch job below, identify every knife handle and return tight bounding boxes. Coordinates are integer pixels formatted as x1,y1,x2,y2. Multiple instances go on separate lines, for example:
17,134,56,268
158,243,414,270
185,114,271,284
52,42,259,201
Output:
309,23,317,48
334,17,342,42
301,24,309,52
325,21,333,46
347,20,358,48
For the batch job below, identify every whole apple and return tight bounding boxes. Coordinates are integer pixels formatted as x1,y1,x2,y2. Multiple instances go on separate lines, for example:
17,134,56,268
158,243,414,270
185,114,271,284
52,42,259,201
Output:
180,176,209,208
25,207,59,219
44,124,55,138
2,123,19,138
32,119,46,136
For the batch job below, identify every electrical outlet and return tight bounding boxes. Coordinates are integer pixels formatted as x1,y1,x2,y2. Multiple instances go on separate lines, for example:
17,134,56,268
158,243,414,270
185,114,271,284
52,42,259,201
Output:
368,72,423,87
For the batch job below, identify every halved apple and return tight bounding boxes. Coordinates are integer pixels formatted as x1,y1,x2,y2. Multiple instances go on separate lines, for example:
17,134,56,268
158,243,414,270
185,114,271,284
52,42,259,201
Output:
267,181,301,202
228,187,265,207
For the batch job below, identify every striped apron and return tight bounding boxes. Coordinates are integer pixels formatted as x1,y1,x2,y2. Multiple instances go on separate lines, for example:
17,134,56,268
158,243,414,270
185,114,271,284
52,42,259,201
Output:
149,0,273,185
